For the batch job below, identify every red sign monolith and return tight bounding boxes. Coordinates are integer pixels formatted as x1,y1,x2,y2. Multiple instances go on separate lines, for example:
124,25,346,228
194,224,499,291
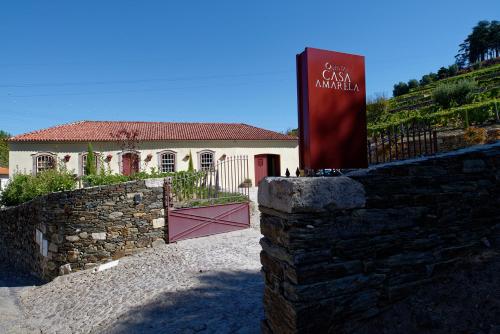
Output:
297,47,368,170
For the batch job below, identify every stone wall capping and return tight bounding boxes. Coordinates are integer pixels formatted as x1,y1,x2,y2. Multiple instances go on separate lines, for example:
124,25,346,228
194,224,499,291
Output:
258,176,366,213
346,141,500,177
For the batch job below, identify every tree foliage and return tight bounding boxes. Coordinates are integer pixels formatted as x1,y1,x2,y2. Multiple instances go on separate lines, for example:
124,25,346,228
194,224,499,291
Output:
393,82,410,97
0,130,10,167
456,20,500,66
366,94,388,123
284,128,298,137
431,79,478,109
84,143,97,176
1,169,76,206
407,79,419,90
187,151,194,171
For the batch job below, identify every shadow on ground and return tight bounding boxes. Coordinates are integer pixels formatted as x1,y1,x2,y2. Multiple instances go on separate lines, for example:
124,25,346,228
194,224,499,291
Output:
99,269,263,334
0,263,43,288
0,262,43,334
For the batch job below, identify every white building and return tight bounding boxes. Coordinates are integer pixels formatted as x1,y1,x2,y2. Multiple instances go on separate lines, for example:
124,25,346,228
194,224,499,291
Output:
8,121,299,186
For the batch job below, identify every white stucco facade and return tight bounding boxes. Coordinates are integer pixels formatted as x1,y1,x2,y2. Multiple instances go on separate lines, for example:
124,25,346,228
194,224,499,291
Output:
8,140,299,186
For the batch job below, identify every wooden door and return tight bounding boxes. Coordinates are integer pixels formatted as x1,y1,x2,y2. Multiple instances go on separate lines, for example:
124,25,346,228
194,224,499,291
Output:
122,153,139,176
254,154,268,186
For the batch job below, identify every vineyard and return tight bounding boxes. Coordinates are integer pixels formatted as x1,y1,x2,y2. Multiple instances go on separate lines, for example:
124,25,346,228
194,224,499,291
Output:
368,62,500,135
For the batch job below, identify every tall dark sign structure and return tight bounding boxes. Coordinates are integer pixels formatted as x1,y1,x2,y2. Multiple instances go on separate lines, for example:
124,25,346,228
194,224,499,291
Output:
296,47,368,170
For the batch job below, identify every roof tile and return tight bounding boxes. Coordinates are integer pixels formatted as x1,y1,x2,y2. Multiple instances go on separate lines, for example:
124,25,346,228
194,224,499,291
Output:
9,121,297,142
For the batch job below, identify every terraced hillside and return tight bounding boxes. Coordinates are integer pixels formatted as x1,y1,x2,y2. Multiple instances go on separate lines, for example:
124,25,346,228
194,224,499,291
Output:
368,62,500,134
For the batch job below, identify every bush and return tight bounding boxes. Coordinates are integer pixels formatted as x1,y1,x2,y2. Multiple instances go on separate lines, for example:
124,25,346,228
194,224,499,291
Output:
82,172,130,187
393,82,410,97
432,79,478,109
82,167,172,187
1,169,76,206
366,95,388,123
464,127,487,145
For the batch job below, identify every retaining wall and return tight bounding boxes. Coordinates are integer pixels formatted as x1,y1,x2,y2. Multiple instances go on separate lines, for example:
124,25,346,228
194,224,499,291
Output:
258,142,500,333
0,178,166,281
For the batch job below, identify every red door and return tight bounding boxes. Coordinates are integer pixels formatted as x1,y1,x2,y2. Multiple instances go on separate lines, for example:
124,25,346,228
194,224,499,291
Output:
254,154,268,186
122,153,139,176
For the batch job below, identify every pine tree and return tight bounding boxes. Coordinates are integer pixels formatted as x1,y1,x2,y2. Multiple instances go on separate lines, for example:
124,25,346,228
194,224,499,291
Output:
187,151,194,171
85,143,97,176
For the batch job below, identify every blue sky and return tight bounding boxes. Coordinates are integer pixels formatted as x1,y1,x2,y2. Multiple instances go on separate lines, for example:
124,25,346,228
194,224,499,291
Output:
1,1,499,135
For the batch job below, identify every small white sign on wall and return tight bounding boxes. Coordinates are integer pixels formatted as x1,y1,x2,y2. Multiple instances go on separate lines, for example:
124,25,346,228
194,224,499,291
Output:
42,239,48,257
35,229,42,245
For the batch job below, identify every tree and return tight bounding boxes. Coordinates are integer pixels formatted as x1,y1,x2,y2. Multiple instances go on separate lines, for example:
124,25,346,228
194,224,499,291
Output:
0,130,10,167
420,74,433,86
437,66,449,79
456,20,500,65
187,151,194,171
85,143,97,176
407,79,419,90
284,128,298,137
393,82,409,97
489,20,500,58
447,64,459,77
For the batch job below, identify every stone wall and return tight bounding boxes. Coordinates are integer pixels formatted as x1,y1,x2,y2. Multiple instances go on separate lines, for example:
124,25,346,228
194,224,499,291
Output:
0,178,166,281
258,142,500,333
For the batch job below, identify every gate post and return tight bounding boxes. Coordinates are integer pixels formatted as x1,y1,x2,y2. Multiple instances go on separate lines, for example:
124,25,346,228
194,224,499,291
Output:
163,177,173,243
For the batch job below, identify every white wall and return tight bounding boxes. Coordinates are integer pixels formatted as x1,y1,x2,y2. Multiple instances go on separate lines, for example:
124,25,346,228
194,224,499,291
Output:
0,176,8,193
9,140,299,186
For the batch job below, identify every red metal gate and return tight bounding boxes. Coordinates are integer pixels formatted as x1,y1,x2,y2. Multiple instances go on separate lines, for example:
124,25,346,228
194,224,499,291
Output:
168,202,250,242
164,155,251,242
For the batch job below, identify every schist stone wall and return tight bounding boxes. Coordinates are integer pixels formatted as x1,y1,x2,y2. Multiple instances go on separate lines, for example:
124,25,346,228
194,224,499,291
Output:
0,178,166,281
258,142,500,333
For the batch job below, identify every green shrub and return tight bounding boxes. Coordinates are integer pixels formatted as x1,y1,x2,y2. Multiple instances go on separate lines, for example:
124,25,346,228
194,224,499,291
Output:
82,172,130,187
1,169,76,206
432,79,478,109
366,95,388,123
82,167,173,187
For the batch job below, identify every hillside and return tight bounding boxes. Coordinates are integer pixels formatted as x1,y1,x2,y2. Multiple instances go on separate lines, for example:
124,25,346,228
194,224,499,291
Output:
368,61,500,135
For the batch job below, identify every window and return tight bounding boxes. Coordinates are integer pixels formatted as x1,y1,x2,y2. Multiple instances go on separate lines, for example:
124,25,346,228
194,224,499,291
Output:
199,151,214,171
36,154,55,174
160,152,176,173
81,153,100,176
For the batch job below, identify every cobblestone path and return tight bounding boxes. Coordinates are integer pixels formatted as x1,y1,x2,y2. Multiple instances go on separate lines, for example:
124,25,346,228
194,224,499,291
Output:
1,227,263,334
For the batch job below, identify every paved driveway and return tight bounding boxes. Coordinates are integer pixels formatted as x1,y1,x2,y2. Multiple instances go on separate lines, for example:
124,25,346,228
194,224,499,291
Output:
0,264,42,334
0,227,263,334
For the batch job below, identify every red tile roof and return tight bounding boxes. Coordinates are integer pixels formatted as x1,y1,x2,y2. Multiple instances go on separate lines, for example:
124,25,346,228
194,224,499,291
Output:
9,121,297,142
0,167,8,175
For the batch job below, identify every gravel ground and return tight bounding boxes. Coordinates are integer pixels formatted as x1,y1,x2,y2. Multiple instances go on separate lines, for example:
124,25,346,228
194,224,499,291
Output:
1,224,262,334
